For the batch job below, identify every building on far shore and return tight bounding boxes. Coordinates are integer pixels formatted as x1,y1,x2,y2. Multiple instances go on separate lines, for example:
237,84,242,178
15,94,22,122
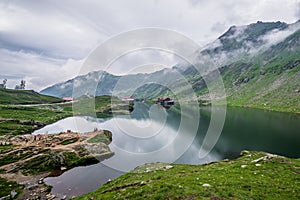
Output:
62,97,73,101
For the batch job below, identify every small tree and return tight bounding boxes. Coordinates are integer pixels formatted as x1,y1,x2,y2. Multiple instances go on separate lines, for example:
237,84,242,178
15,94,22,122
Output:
0,79,7,89
20,80,25,89
15,80,25,90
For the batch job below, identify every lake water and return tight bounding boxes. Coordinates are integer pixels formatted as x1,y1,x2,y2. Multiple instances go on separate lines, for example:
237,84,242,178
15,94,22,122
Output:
34,103,300,198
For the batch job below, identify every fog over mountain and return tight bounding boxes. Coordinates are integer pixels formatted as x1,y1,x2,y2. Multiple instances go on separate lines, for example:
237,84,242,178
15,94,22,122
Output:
1,0,299,90
41,20,300,113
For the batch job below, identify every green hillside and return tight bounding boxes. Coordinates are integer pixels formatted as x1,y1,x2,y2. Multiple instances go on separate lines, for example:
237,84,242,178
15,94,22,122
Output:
129,25,300,113
75,151,300,200
216,29,300,113
0,88,63,104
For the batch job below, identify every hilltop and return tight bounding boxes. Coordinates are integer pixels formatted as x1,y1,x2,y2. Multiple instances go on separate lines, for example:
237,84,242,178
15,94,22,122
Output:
0,88,63,105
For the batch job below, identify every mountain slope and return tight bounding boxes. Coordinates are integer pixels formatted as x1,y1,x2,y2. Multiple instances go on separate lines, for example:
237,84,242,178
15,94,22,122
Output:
40,21,300,112
215,29,300,112
40,71,120,98
0,88,63,104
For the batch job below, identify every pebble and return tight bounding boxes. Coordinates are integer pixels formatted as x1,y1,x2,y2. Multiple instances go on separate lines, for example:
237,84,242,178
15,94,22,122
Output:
165,165,173,169
202,183,211,187
61,167,67,171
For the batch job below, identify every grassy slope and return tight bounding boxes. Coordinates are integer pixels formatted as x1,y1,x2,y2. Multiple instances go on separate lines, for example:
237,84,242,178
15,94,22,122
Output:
72,95,133,117
0,88,63,104
0,96,118,198
205,29,300,113
0,177,23,198
222,49,300,113
0,95,128,138
129,29,300,113
75,151,300,200
0,105,71,137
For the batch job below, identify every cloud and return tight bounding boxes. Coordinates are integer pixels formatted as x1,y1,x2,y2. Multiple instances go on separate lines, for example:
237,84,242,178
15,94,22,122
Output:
0,0,299,90
0,48,82,90
260,21,300,47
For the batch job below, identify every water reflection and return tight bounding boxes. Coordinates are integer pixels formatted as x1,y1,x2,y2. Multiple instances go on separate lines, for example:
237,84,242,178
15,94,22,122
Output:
36,103,300,198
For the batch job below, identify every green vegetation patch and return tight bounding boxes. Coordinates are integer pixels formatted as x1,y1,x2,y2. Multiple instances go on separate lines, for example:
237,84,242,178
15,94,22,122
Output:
75,151,300,200
60,137,78,145
0,88,63,105
0,146,44,166
87,134,110,144
0,105,72,138
73,95,133,117
0,177,23,199
18,151,98,175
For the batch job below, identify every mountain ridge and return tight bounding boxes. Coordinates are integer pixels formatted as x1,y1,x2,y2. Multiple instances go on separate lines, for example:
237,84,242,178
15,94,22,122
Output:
40,20,300,112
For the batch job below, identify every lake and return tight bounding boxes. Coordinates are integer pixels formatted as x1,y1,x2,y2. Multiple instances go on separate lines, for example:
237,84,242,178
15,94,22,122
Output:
33,103,300,198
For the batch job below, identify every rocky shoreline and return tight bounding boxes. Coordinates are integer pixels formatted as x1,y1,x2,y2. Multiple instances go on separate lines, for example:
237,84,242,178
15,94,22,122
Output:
0,130,113,200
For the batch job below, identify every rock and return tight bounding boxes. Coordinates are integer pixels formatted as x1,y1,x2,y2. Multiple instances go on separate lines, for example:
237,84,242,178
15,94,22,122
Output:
243,77,250,83
45,194,56,200
255,164,261,166
260,70,265,75
241,165,247,168
202,183,211,187
10,190,17,198
60,166,67,171
0,195,10,200
251,156,266,163
240,150,250,155
165,165,173,169
38,178,44,184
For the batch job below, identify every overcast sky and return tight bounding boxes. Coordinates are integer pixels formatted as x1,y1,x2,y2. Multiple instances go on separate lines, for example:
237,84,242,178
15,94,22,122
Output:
0,0,299,90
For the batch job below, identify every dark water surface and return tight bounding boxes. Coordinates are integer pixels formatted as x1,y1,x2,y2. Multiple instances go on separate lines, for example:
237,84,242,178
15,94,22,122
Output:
34,103,300,198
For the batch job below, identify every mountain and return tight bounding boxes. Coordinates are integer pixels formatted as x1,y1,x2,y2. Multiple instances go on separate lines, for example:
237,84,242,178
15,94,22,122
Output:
40,20,300,112
40,68,182,99
0,88,62,104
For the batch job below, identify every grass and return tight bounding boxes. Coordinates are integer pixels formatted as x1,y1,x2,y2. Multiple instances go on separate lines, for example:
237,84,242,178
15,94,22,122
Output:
75,151,300,200
0,146,46,166
0,177,23,199
60,138,79,145
0,105,72,138
72,95,133,117
18,151,99,175
0,95,128,138
0,88,63,105
87,134,110,144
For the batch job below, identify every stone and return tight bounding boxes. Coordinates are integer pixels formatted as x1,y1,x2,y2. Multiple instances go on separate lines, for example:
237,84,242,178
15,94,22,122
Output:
165,165,173,169
10,190,17,198
202,183,211,187
251,156,266,163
